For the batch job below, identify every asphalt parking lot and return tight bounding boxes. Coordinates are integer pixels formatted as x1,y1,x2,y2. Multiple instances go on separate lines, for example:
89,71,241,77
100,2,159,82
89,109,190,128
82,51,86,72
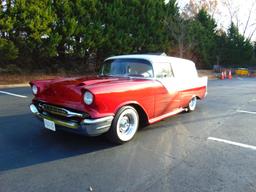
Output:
1,78,256,192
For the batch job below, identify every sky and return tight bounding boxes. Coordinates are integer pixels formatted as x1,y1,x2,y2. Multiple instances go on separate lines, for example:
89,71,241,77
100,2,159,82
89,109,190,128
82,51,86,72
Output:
176,0,256,41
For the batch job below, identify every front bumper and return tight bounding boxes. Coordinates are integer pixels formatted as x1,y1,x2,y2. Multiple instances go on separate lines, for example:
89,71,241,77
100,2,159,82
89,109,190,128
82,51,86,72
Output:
30,104,113,136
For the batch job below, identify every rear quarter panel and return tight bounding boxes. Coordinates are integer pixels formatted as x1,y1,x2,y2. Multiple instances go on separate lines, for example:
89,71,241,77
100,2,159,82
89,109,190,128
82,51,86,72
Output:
179,76,208,107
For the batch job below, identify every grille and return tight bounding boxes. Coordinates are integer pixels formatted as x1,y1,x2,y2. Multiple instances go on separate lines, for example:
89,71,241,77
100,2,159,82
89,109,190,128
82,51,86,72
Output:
35,101,90,119
42,104,68,116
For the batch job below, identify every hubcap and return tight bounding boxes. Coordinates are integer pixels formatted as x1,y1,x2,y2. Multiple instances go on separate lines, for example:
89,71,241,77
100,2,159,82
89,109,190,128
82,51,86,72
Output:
120,116,131,133
117,108,138,141
189,97,197,110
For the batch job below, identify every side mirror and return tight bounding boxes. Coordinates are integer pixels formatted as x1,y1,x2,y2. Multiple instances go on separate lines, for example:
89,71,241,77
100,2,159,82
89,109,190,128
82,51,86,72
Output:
162,73,168,78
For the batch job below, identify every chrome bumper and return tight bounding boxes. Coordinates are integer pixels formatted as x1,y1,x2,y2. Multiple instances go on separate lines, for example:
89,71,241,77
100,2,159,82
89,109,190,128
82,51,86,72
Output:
30,104,113,136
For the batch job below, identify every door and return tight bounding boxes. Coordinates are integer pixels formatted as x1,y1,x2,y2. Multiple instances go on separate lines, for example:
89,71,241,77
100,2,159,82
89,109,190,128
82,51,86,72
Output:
154,62,180,117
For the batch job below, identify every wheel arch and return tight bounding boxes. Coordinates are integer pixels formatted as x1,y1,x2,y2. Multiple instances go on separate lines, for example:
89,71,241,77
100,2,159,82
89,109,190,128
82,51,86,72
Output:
191,94,201,100
196,95,201,100
114,101,149,128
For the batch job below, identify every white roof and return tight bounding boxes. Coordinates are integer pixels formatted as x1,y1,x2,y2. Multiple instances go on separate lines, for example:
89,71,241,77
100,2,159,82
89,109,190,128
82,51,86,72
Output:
106,54,193,65
105,54,198,79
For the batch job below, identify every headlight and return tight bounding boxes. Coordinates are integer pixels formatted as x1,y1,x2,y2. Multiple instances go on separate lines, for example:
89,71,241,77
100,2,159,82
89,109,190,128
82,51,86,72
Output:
83,91,93,105
32,85,38,95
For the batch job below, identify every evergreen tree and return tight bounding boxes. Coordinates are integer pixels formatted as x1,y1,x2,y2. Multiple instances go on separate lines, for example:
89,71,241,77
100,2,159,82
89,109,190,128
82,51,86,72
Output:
0,0,255,71
254,42,256,57
98,0,167,58
0,0,18,64
165,0,188,57
192,9,217,68
52,0,77,58
225,22,253,67
3,0,57,68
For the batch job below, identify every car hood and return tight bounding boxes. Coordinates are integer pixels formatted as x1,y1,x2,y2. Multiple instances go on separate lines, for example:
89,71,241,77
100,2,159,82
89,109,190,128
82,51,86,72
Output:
37,75,148,103
47,75,126,88
34,75,156,112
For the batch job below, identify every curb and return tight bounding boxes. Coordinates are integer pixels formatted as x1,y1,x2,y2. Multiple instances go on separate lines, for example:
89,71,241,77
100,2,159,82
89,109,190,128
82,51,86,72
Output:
0,83,30,89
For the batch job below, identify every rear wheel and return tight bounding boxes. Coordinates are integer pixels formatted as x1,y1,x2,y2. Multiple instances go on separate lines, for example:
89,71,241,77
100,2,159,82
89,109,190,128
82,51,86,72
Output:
107,106,139,144
186,97,197,112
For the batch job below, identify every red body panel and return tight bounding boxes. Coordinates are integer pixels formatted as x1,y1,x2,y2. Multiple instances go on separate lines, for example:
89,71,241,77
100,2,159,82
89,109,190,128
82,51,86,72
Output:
154,83,180,117
31,75,206,123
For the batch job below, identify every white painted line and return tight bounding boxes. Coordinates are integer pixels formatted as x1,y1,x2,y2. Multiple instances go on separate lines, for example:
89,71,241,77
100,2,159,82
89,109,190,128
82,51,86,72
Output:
237,77,243,80
0,90,28,98
237,110,256,115
208,137,256,150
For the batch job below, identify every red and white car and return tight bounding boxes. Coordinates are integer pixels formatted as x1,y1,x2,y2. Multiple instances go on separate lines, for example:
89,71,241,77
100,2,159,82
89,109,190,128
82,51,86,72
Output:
30,54,208,144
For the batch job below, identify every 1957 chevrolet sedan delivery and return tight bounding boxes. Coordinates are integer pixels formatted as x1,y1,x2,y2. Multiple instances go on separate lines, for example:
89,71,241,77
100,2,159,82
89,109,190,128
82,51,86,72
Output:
30,54,208,144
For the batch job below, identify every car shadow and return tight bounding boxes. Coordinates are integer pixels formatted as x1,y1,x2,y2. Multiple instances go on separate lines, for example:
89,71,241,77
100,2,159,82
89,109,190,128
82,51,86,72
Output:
0,113,115,172
0,102,236,172
140,105,236,133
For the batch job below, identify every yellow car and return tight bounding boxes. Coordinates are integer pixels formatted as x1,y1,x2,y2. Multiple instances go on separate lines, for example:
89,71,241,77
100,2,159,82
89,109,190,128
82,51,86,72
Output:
235,68,249,76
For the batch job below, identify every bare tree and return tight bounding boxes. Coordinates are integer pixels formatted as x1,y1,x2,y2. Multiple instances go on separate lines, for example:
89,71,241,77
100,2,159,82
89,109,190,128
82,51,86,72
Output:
165,0,217,58
222,0,239,25
164,15,199,59
222,0,256,41
182,0,218,18
164,17,187,58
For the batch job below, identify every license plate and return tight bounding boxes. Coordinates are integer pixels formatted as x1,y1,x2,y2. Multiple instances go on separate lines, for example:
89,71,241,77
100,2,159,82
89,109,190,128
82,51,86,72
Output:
44,119,56,131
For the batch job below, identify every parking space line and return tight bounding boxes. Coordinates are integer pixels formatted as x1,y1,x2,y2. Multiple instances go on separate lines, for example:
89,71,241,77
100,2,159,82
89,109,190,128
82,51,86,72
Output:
0,90,28,98
237,110,256,115
208,137,256,150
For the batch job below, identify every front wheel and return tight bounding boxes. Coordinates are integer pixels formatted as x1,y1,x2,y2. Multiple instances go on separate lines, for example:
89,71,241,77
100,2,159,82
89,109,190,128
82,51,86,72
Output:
107,106,139,144
186,97,197,112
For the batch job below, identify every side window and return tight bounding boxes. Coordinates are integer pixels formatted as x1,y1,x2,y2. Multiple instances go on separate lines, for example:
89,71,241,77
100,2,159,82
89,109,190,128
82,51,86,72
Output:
155,63,174,78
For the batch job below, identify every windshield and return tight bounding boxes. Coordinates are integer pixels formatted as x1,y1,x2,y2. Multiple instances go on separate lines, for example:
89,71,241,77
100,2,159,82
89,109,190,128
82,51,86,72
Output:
100,59,154,78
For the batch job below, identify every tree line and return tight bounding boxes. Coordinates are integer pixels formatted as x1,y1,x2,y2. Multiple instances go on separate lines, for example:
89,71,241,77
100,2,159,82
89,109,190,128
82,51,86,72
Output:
0,0,255,73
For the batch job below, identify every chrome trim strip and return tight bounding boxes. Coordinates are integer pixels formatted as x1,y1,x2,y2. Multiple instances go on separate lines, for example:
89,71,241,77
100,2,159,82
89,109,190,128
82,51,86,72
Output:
83,116,114,124
65,110,84,118
96,124,112,130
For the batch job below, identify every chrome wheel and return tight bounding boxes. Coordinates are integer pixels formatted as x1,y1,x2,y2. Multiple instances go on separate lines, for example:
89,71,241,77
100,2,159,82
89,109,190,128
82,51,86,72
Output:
116,108,139,142
107,106,139,144
188,97,197,111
